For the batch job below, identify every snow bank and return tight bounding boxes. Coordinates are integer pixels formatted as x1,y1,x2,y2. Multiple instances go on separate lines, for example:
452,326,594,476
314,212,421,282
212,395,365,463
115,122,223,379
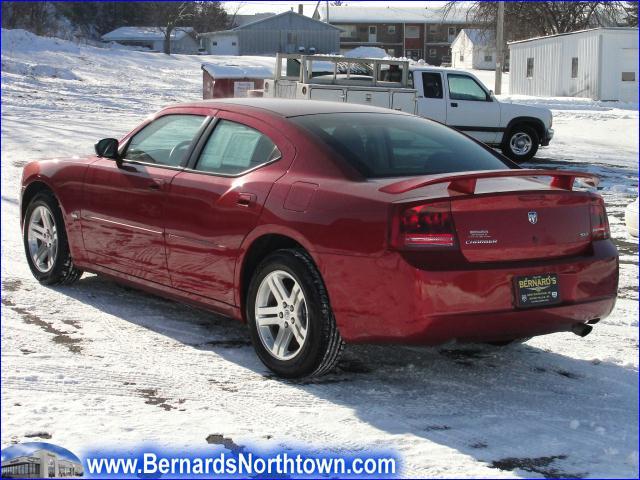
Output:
2,59,79,80
344,46,388,59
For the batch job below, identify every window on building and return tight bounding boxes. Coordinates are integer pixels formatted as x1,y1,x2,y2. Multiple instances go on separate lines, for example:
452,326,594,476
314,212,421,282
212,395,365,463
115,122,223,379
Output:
429,48,437,58
526,57,534,78
422,72,443,98
459,52,464,61
447,73,489,101
48,457,55,477
405,49,421,60
571,57,578,78
231,41,237,46
211,41,217,46
405,25,420,39
484,54,493,62
429,24,438,33
387,25,396,34
195,120,280,175
621,71,635,81
448,27,457,36
339,24,357,38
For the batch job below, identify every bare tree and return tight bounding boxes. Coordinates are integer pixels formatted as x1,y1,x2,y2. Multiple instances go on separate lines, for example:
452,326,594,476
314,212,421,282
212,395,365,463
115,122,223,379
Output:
146,1,194,54
444,1,628,42
2,1,52,35
625,1,639,26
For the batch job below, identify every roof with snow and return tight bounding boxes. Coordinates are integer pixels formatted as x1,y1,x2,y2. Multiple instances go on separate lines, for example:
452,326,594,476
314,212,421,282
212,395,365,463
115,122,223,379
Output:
102,27,195,43
201,57,274,79
202,10,340,36
317,6,470,24
508,26,638,46
230,13,277,28
454,29,495,47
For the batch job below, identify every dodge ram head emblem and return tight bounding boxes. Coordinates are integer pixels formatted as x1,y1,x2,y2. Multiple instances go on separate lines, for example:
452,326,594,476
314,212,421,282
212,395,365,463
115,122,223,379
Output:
528,211,538,224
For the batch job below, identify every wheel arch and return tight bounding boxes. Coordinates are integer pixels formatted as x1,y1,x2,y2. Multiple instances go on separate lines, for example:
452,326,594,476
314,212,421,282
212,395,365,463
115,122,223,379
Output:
503,117,545,145
236,230,320,322
21,180,56,227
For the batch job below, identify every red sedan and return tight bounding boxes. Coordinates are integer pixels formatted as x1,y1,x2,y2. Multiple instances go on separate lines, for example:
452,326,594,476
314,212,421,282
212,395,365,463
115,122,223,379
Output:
20,99,618,377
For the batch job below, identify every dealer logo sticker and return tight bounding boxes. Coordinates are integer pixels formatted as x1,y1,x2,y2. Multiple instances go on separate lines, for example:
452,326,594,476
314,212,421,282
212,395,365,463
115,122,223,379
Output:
528,211,538,224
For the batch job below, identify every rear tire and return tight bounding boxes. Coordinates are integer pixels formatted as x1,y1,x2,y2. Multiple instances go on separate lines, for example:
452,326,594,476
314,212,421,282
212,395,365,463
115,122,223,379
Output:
23,191,83,285
246,249,343,378
502,125,539,162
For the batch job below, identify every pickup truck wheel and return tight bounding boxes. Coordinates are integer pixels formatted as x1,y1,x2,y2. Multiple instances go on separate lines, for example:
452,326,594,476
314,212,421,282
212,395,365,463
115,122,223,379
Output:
23,191,83,285
246,249,344,378
502,125,539,162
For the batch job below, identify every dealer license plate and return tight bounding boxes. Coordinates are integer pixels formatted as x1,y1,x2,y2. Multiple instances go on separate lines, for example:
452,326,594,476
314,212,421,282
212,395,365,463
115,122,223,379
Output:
515,274,561,308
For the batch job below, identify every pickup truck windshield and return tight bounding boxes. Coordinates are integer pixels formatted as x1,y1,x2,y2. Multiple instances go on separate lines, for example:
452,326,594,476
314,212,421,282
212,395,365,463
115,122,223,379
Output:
291,113,510,178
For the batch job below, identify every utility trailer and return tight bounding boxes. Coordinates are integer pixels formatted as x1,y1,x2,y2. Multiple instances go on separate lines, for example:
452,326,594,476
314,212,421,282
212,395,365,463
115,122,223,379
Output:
263,54,417,114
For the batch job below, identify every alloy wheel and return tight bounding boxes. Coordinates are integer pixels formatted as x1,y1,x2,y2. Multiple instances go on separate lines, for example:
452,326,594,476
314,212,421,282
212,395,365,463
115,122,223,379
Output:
254,270,309,361
27,205,58,273
510,132,533,155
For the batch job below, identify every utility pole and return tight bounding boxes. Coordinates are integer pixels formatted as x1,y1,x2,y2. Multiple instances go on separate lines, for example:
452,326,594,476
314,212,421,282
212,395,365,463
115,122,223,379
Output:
494,1,504,94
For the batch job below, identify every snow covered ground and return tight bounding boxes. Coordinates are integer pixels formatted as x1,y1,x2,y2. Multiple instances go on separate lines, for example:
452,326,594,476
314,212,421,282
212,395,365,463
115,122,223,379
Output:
1,29,638,478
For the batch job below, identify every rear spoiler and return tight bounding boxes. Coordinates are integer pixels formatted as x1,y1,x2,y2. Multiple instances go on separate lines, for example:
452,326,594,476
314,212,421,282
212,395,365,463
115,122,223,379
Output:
379,169,600,195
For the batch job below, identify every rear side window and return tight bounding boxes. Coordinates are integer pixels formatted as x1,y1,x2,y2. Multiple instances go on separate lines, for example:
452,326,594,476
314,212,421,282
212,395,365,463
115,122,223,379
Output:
422,72,443,98
195,120,280,175
291,113,509,178
447,74,488,101
125,115,206,167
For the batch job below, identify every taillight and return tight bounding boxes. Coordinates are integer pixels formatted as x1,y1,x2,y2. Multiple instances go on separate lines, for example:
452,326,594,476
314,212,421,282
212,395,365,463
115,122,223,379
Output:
590,201,610,240
391,200,457,249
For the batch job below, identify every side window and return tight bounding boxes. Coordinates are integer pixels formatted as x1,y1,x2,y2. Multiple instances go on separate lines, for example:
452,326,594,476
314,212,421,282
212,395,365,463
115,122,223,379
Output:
422,72,443,99
196,120,280,175
125,115,206,167
447,74,488,101
527,57,534,78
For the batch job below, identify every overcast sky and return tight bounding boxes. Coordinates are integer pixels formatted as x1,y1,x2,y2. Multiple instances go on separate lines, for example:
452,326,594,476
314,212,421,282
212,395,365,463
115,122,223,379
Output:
222,1,449,16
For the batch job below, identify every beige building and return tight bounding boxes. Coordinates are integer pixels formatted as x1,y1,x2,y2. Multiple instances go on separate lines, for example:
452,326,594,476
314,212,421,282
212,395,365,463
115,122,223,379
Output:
1,448,82,478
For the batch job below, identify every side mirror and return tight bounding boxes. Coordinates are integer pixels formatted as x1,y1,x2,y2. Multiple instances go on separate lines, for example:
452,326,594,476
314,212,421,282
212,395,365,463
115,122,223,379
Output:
95,138,120,161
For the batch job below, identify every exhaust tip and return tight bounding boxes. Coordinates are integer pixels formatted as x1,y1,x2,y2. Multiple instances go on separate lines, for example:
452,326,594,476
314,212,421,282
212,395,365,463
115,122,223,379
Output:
571,323,593,337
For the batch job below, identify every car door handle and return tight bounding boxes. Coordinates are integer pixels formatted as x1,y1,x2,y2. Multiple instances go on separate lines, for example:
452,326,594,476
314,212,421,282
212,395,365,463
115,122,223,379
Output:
147,179,165,190
450,102,458,107
237,192,256,207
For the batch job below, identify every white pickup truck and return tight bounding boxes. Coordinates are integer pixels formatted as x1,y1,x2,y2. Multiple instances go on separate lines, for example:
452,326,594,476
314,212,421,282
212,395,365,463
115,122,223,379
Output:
263,54,554,162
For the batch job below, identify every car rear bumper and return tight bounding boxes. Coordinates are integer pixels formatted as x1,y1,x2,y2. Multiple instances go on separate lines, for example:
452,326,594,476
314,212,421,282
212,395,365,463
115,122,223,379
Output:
319,240,618,344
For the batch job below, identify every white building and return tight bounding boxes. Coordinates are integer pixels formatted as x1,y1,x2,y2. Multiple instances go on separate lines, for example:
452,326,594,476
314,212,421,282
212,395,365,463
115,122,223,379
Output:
101,26,199,54
1,448,83,478
508,27,638,102
451,29,496,70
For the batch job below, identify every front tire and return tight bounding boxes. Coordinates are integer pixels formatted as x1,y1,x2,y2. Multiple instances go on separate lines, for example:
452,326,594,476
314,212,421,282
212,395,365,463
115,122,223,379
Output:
246,249,343,378
23,191,83,285
502,125,539,162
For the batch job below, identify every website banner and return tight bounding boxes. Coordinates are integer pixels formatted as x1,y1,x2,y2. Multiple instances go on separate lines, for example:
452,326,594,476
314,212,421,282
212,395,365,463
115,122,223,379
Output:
82,447,400,479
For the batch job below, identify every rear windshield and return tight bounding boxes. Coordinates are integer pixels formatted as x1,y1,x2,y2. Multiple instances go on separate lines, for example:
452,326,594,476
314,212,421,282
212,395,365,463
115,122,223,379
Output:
291,113,510,178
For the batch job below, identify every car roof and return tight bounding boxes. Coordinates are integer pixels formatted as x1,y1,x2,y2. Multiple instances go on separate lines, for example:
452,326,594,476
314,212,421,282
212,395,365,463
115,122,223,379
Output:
165,98,411,118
